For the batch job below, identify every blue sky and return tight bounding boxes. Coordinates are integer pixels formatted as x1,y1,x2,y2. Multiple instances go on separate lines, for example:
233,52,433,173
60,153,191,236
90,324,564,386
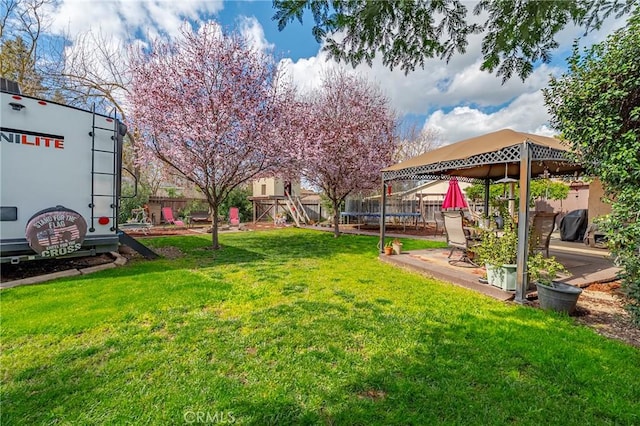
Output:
41,0,627,145
218,1,322,60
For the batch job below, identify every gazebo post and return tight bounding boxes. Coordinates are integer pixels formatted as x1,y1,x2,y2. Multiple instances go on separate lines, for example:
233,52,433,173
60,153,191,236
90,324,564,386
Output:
515,141,532,303
483,180,490,218
379,179,388,253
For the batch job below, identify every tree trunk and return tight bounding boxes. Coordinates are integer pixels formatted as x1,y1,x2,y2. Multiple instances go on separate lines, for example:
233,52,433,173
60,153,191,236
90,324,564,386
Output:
332,199,340,238
211,204,220,250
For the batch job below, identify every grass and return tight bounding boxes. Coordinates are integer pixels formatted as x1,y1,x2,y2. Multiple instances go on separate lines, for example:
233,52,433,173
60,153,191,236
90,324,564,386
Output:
1,228,639,425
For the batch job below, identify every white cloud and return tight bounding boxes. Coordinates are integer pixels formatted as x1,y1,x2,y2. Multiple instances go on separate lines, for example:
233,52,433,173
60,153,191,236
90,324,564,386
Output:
45,0,224,41
281,9,628,144
282,34,560,131
41,0,629,145
423,90,556,144
237,16,274,53
279,53,341,95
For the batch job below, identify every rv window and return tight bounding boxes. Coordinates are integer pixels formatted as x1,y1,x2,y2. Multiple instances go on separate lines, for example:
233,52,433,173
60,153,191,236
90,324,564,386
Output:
0,78,21,94
0,207,18,221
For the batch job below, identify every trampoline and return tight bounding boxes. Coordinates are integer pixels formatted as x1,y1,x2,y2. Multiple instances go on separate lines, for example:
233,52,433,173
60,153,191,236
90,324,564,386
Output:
340,211,422,229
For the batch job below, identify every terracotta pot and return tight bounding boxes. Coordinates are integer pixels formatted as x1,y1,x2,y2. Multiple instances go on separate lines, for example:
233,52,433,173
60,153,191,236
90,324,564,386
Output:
384,246,393,255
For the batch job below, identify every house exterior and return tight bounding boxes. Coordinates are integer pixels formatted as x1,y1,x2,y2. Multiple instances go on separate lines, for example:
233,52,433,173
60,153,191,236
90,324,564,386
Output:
410,180,473,220
342,180,474,227
534,178,611,225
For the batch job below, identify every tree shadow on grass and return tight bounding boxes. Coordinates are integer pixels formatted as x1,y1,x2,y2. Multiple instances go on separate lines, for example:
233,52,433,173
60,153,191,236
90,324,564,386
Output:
153,229,379,260
216,299,640,425
99,230,379,280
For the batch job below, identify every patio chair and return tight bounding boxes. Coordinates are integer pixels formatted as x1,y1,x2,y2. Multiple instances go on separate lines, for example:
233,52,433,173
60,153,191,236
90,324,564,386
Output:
229,207,240,226
530,212,558,257
431,212,446,236
442,210,479,267
161,207,185,227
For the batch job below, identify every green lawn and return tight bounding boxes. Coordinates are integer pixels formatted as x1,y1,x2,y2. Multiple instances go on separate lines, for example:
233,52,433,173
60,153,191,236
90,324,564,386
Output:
1,228,639,425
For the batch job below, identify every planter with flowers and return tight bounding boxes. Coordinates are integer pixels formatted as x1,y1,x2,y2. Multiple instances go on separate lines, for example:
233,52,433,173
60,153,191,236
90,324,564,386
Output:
383,242,394,255
474,217,519,290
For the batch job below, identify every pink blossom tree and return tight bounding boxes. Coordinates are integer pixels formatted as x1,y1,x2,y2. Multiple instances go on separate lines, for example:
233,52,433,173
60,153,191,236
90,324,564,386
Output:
301,69,397,237
128,23,298,249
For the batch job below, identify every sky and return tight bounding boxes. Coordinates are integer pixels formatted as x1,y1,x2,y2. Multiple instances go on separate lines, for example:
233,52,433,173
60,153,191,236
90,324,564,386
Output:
38,0,628,146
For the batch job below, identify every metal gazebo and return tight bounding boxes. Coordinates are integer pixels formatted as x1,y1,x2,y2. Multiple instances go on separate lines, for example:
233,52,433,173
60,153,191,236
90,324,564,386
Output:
380,129,582,303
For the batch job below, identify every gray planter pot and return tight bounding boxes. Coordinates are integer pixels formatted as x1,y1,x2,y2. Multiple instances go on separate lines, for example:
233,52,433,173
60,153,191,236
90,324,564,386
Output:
536,281,583,314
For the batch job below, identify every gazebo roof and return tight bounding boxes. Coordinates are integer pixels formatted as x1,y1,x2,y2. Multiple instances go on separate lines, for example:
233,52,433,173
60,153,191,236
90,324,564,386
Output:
383,129,582,182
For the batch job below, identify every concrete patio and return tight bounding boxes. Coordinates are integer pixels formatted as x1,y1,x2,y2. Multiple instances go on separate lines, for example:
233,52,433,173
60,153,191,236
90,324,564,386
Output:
379,233,619,302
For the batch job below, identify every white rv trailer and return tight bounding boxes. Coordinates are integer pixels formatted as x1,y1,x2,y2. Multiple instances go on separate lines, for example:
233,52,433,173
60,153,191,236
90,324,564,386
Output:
0,81,126,263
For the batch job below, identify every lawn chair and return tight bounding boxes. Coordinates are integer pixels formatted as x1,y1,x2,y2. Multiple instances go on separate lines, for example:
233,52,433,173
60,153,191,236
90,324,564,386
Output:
442,210,479,267
161,207,185,227
530,212,558,257
229,207,240,226
433,211,445,236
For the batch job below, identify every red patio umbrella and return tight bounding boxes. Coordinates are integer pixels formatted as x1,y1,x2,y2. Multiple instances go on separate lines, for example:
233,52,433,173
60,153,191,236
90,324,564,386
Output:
442,177,468,210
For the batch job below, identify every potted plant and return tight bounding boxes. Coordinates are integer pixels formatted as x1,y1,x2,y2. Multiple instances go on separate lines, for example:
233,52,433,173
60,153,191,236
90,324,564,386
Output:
392,238,403,255
528,253,580,314
384,241,394,255
474,216,518,290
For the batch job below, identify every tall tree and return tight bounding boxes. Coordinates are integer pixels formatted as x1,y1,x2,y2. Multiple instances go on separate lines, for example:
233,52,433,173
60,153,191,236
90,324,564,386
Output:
0,0,53,96
0,35,43,94
394,124,440,163
51,30,144,179
300,69,397,237
129,22,298,249
273,0,635,81
544,8,640,323
51,30,130,115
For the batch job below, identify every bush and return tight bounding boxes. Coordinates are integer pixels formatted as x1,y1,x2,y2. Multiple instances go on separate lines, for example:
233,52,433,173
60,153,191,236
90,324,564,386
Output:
544,9,640,323
219,186,252,222
178,199,209,219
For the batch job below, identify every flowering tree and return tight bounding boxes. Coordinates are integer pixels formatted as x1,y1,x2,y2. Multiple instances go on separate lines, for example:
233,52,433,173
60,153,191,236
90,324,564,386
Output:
301,69,397,237
129,23,297,249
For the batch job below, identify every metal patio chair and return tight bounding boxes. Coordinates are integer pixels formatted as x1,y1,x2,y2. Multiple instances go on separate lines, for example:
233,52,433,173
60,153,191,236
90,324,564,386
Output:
530,212,559,257
442,210,479,267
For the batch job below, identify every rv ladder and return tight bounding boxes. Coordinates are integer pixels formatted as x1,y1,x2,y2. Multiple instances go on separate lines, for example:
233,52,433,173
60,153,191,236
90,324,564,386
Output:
88,105,119,232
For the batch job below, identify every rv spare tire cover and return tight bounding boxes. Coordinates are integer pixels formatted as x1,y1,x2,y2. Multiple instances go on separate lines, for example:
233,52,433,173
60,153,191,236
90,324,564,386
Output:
25,206,88,256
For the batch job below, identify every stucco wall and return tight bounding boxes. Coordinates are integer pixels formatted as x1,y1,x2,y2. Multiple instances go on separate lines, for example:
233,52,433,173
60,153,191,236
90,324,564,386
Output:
587,178,612,220
535,185,589,214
